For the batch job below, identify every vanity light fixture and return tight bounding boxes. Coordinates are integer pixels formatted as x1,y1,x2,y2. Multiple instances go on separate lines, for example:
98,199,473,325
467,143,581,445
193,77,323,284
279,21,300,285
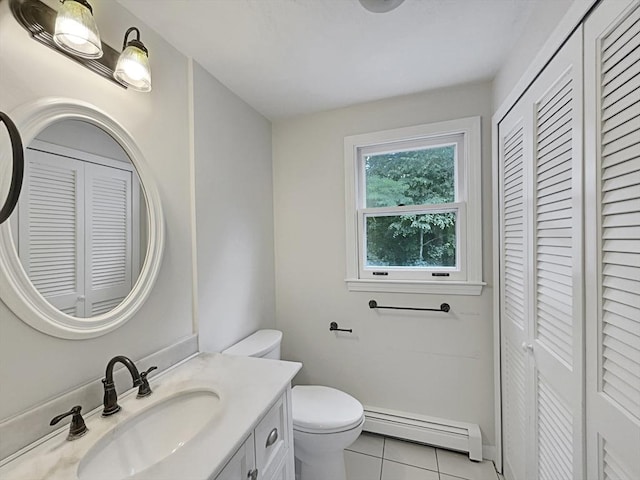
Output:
114,27,152,92
53,0,103,59
9,0,152,92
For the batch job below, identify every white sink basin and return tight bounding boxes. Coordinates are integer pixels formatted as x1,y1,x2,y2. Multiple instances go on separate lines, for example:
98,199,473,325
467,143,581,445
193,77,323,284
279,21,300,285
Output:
77,389,220,480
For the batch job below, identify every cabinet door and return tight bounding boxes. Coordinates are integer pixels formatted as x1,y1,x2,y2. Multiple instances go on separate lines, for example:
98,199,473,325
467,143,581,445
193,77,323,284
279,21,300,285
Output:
215,434,256,480
584,1,640,479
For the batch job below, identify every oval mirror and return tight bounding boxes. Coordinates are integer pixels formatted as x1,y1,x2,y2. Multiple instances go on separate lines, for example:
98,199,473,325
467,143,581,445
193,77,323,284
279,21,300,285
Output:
0,98,164,339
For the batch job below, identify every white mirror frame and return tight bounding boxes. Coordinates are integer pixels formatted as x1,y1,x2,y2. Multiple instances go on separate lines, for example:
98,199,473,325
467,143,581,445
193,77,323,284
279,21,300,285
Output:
0,98,164,339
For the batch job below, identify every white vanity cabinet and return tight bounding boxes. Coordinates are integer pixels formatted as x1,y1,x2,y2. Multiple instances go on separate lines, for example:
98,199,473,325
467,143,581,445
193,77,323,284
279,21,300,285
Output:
0,354,302,480
215,389,295,480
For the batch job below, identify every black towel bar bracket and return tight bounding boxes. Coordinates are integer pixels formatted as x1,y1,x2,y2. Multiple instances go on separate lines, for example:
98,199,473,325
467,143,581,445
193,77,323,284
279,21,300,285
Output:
368,299,451,313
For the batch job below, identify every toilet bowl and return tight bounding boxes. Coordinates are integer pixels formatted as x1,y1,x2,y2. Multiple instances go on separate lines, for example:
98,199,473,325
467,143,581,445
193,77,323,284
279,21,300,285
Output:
292,385,364,480
222,330,364,480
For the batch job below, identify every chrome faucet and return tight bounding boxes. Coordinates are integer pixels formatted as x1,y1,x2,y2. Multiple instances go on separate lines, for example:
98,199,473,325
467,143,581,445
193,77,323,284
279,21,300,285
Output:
102,355,143,416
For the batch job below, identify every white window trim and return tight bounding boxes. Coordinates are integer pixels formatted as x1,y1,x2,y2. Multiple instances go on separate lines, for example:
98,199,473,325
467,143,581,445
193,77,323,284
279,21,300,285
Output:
344,116,484,295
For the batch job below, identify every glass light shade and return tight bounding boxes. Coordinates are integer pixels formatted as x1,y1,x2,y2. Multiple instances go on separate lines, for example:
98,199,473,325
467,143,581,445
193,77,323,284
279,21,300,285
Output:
53,0,103,59
114,45,152,92
359,0,405,13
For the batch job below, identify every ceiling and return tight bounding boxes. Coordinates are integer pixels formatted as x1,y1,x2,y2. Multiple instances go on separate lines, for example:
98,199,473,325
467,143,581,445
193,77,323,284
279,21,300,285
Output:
115,0,541,120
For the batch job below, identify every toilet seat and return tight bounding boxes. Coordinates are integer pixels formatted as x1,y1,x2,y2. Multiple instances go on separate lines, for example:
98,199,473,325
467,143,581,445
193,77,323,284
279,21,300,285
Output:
292,385,364,434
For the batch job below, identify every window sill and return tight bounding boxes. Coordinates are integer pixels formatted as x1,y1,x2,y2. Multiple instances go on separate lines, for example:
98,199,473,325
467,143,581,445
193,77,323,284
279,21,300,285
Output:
345,279,485,295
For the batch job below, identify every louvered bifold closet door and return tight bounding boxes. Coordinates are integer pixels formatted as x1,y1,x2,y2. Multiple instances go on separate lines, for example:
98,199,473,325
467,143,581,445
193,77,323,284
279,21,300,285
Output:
584,1,640,479
529,27,584,480
85,162,134,316
18,149,85,316
499,110,530,480
497,26,586,480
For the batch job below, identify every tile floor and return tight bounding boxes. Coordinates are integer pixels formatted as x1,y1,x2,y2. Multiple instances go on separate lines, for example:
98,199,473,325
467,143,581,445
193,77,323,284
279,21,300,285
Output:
345,433,500,480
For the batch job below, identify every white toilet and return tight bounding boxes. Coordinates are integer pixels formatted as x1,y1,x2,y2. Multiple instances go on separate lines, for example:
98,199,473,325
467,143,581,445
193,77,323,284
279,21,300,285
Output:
223,329,364,480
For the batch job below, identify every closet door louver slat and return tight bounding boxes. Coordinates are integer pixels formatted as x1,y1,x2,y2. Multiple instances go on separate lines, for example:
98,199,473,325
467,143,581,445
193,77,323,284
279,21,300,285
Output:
603,439,635,480
502,125,526,331
535,70,575,368
537,374,574,480
504,338,527,480
599,8,640,419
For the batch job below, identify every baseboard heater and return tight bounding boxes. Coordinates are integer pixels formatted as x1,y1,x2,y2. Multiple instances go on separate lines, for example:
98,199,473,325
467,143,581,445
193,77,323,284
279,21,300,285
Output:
363,405,483,461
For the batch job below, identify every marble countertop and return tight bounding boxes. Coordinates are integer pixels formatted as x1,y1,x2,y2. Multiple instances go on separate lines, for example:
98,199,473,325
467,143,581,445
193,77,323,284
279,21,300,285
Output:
0,353,302,480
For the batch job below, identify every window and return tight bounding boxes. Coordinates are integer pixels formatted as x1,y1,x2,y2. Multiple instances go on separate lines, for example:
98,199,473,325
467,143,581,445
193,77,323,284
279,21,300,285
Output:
344,117,484,295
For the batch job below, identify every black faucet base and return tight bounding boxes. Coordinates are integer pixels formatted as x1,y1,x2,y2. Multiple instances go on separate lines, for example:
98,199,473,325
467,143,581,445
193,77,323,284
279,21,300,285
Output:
102,404,121,416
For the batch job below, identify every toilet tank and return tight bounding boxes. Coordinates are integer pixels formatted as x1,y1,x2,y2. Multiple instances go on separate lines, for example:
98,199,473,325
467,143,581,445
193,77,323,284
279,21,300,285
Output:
222,329,282,359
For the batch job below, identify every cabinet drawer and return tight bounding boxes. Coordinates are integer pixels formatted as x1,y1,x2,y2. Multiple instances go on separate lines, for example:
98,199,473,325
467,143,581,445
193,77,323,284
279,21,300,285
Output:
254,393,288,478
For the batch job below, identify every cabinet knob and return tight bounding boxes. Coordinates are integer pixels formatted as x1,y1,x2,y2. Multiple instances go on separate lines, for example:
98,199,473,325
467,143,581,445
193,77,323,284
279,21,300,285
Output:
247,468,258,480
265,427,278,448
521,341,533,352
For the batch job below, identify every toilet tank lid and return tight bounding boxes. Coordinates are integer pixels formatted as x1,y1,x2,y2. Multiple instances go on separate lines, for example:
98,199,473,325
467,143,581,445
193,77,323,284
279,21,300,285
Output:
222,329,282,357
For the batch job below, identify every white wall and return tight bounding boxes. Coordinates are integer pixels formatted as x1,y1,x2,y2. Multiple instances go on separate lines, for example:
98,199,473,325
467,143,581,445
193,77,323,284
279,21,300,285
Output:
492,0,574,112
193,62,276,353
35,119,130,163
273,82,496,446
0,0,194,420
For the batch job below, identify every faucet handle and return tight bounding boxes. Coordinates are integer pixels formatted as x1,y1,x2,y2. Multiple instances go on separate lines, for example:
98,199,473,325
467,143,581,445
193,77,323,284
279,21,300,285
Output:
137,366,157,398
50,405,88,441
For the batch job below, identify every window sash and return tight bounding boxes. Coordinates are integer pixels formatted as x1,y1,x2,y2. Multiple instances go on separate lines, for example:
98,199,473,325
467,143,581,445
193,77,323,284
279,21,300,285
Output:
358,203,467,281
358,133,465,208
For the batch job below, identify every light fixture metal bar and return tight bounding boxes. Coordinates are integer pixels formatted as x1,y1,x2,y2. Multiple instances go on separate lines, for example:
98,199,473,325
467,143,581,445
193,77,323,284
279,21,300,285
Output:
9,0,126,89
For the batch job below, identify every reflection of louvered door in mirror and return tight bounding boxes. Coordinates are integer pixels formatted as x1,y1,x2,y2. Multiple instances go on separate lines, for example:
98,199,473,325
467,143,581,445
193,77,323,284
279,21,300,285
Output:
499,26,584,480
18,149,85,316
85,163,135,316
585,1,640,479
18,144,138,318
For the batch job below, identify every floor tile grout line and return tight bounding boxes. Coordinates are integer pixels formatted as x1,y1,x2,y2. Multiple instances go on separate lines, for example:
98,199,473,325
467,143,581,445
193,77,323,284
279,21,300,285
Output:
345,449,384,460
379,437,386,480
439,473,474,480
382,458,439,473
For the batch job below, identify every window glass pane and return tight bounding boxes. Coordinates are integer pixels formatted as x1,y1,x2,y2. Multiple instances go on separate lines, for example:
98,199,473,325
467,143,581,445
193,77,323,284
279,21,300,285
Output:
365,212,457,268
365,145,455,208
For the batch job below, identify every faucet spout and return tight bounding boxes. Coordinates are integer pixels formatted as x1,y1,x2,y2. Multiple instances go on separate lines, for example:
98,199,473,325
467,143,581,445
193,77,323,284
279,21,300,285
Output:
102,355,143,416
